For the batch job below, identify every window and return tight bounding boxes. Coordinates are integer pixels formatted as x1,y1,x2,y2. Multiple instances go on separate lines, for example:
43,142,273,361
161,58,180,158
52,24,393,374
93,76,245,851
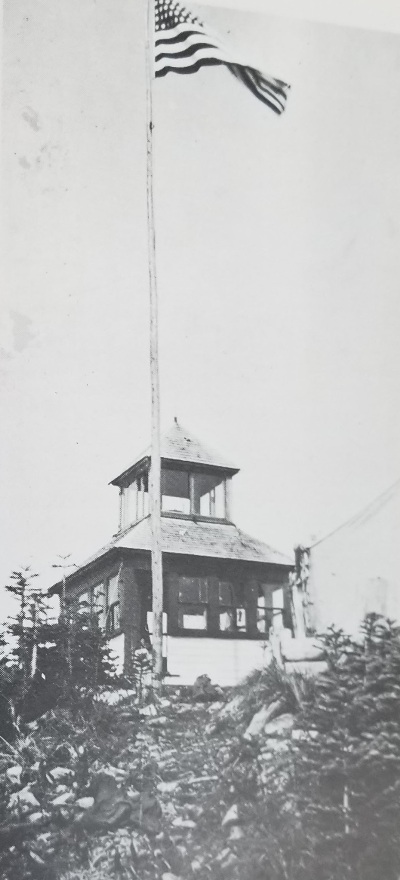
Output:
93,583,107,630
218,581,247,633
107,574,121,634
161,469,190,514
170,575,283,638
159,469,228,519
120,473,149,529
78,591,90,613
77,575,121,635
176,576,209,631
192,473,226,518
257,591,268,633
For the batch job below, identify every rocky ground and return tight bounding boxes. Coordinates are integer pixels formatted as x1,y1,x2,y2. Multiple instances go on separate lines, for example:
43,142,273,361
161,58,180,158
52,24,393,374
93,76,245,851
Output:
0,668,302,880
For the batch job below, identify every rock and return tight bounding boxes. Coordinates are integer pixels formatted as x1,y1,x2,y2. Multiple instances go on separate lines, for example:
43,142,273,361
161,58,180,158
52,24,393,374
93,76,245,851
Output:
140,704,157,717
216,847,231,862
146,716,169,727
51,791,75,806
192,675,223,703
219,695,245,718
51,743,78,765
221,803,239,827
9,785,40,812
260,738,290,754
243,698,285,739
264,713,295,737
208,701,225,713
229,824,244,840
221,852,238,869
6,765,22,785
172,818,196,829
102,764,127,780
28,811,46,825
160,698,172,708
49,766,74,782
157,780,181,794
292,728,319,741
162,874,182,880
76,796,95,809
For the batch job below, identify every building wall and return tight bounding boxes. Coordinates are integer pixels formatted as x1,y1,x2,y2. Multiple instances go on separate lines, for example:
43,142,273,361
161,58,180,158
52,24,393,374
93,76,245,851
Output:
63,551,291,681
307,481,400,635
164,635,273,686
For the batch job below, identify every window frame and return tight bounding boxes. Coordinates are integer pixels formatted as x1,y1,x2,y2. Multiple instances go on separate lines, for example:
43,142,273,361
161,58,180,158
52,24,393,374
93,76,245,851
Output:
168,574,284,639
76,575,122,637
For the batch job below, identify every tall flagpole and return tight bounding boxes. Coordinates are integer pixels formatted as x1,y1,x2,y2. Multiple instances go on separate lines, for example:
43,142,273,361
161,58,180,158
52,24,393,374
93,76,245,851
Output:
145,0,164,689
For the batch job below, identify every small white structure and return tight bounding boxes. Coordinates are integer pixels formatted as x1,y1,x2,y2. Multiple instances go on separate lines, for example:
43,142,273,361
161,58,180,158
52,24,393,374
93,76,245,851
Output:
292,479,400,637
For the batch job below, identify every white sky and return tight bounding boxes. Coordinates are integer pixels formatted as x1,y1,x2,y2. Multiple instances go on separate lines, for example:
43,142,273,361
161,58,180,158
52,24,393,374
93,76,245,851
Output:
1,0,400,620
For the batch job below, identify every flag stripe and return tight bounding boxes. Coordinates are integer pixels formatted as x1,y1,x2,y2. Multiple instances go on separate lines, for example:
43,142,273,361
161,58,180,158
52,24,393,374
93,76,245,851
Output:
156,56,224,78
228,64,286,114
156,42,227,66
154,0,290,114
156,48,227,75
155,22,209,44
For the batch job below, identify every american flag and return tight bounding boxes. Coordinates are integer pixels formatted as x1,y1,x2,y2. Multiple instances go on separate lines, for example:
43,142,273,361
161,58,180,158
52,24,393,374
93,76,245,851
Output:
154,0,290,115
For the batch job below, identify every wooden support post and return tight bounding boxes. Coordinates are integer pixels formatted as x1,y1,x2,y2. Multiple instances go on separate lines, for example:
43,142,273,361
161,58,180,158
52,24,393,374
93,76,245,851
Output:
145,0,163,690
224,477,232,521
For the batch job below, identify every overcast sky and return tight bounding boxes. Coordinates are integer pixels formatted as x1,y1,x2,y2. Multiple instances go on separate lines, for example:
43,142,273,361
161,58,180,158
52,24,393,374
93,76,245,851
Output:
1,0,400,619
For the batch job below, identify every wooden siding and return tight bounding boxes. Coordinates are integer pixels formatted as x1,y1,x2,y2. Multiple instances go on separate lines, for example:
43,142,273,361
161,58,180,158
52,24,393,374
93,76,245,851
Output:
164,636,273,686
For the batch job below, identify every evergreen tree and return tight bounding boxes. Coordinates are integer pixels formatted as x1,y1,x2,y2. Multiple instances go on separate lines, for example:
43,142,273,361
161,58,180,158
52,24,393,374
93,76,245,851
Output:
1,566,117,731
286,615,400,880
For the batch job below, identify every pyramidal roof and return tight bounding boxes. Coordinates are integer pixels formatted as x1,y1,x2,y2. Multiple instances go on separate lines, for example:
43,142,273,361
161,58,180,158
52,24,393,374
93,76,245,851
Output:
111,420,239,485
49,517,293,594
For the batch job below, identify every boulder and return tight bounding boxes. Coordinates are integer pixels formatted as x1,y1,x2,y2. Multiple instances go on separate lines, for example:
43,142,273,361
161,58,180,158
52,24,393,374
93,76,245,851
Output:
221,804,239,827
243,698,284,740
6,765,22,785
192,675,223,703
264,713,295,737
76,796,95,809
51,791,75,806
9,785,40,812
229,825,244,840
51,743,78,766
219,695,245,718
157,780,181,794
172,817,196,829
49,766,74,783
162,874,182,880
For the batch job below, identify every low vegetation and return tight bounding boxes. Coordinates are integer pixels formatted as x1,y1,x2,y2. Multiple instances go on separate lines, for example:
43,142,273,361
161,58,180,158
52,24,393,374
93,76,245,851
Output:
1,575,400,880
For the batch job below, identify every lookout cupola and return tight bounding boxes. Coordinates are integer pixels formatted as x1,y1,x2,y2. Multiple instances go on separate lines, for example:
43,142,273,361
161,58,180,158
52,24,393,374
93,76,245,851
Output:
111,418,239,532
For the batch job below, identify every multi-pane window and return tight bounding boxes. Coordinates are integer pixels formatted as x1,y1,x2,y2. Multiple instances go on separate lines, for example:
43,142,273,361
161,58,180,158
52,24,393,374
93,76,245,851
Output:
93,583,107,630
171,576,286,637
177,576,209,631
120,467,231,528
120,474,149,529
77,575,121,635
218,581,247,633
107,574,121,633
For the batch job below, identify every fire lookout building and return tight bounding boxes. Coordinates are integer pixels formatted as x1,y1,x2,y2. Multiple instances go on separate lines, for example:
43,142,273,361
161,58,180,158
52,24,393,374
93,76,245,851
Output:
50,421,293,685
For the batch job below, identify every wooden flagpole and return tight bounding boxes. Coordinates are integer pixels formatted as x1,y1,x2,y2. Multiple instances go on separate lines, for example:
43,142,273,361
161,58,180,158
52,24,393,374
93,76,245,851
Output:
145,0,164,690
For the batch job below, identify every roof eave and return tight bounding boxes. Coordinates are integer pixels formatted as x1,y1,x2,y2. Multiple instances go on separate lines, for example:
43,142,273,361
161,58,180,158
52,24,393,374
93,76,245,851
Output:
47,546,121,596
110,456,239,487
